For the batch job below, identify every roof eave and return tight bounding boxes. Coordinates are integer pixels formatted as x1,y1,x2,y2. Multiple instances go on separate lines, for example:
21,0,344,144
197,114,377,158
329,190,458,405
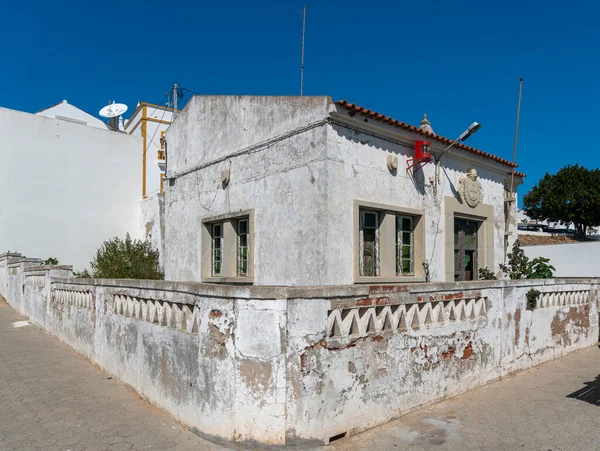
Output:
335,100,523,176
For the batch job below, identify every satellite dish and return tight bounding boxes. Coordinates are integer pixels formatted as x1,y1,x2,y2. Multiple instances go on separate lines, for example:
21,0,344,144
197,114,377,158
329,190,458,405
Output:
99,102,128,118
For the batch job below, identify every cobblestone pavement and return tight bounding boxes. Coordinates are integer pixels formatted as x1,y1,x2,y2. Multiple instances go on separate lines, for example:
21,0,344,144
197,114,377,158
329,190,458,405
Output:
2,298,599,451
324,345,600,451
0,300,221,451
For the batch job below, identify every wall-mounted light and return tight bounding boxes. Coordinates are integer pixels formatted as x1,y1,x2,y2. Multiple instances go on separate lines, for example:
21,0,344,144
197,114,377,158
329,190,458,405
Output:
221,168,231,187
387,154,398,172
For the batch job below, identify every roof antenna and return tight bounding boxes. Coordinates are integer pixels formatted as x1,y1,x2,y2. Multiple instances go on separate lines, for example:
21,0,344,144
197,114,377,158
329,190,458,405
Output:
504,77,524,261
300,5,307,96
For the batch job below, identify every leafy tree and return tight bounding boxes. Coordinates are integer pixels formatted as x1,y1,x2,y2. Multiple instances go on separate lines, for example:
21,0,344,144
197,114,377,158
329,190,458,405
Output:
44,257,59,265
523,164,600,239
478,267,497,280
499,240,555,279
90,234,164,280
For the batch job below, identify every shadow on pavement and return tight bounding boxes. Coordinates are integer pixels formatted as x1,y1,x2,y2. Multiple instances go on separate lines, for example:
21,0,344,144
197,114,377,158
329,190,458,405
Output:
567,374,600,406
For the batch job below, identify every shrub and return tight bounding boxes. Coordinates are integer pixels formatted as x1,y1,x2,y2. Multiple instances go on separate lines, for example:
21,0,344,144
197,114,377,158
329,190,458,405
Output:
499,240,555,280
44,257,59,265
478,267,497,280
74,269,91,278
526,288,541,309
529,257,555,279
90,234,164,280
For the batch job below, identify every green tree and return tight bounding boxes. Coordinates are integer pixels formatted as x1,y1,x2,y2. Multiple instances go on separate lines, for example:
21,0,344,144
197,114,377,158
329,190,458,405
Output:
523,164,600,239
499,240,555,279
90,234,164,280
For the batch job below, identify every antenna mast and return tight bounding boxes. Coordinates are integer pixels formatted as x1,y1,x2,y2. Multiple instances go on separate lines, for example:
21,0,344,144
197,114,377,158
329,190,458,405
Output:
504,77,524,261
173,83,178,119
300,5,307,96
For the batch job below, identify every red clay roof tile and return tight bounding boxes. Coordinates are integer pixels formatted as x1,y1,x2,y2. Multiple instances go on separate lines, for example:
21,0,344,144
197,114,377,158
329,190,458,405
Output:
335,100,525,178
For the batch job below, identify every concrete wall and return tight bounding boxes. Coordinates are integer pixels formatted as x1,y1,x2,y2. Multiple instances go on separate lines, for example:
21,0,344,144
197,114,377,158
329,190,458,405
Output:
0,107,142,270
0,252,597,447
140,193,165,268
36,100,108,129
524,242,600,277
324,112,513,284
163,96,520,285
164,96,331,283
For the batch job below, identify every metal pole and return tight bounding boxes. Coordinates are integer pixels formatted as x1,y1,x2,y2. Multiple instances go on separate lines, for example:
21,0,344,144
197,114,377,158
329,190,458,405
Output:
300,5,306,96
509,78,523,200
434,137,461,195
504,77,523,260
173,83,178,119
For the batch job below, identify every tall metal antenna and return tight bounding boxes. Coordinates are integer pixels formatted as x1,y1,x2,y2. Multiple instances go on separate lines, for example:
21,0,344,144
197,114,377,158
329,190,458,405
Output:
504,77,524,261
300,5,307,96
173,83,178,119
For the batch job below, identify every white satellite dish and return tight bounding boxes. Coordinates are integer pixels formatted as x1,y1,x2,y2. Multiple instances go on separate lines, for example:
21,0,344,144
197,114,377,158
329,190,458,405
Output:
99,102,128,118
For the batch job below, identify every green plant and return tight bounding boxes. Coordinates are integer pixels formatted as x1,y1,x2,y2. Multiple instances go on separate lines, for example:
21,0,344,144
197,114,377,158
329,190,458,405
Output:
478,267,497,280
526,288,541,309
499,240,531,279
44,257,59,265
90,234,164,280
74,269,92,278
499,240,555,280
529,257,556,279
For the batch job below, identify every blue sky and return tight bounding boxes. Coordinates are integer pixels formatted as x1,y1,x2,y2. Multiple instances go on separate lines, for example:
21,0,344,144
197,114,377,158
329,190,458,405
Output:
1,0,598,196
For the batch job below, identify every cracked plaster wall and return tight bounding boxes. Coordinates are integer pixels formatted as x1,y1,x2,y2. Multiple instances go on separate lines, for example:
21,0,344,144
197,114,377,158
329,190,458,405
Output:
162,96,520,285
0,254,597,448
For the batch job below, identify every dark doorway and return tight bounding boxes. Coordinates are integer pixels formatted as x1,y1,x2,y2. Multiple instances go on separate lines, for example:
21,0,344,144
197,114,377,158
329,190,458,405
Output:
454,218,480,281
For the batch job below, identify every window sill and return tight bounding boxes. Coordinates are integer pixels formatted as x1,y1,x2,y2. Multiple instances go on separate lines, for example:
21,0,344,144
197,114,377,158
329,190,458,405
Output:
202,276,254,285
354,276,426,284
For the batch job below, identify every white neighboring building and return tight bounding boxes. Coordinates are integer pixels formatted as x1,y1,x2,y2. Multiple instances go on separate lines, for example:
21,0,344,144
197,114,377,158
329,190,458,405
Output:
36,100,109,130
125,102,176,197
0,104,142,270
162,95,525,285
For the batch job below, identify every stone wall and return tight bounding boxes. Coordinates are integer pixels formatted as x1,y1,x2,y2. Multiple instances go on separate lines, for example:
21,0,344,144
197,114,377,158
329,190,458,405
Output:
0,252,597,447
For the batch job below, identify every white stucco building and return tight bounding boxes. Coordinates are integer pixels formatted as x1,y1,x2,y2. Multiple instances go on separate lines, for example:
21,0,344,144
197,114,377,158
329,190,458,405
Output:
36,100,109,130
0,103,142,270
125,102,176,198
157,96,524,286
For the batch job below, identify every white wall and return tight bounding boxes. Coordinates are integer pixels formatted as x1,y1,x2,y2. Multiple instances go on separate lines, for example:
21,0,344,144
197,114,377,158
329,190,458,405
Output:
164,96,519,285
36,100,108,129
1,255,597,447
145,109,173,195
524,242,600,277
0,107,142,270
125,104,174,196
165,95,331,284
324,115,514,284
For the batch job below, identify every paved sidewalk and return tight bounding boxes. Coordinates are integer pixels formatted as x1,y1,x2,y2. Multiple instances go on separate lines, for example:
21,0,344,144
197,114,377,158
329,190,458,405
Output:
325,346,600,451
0,300,220,451
1,298,599,450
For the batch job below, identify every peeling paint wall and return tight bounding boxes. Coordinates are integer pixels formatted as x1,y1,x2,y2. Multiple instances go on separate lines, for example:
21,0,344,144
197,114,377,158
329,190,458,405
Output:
140,193,165,268
163,96,521,285
0,253,597,448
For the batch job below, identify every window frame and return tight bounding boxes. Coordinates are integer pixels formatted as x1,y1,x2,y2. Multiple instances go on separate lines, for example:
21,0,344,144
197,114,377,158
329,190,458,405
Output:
354,200,425,283
396,215,414,276
237,218,250,277
359,210,380,277
211,222,224,276
201,210,254,284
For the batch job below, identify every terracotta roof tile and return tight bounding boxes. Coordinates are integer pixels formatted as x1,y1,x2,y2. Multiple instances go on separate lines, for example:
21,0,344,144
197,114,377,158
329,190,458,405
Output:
335,100,525,178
